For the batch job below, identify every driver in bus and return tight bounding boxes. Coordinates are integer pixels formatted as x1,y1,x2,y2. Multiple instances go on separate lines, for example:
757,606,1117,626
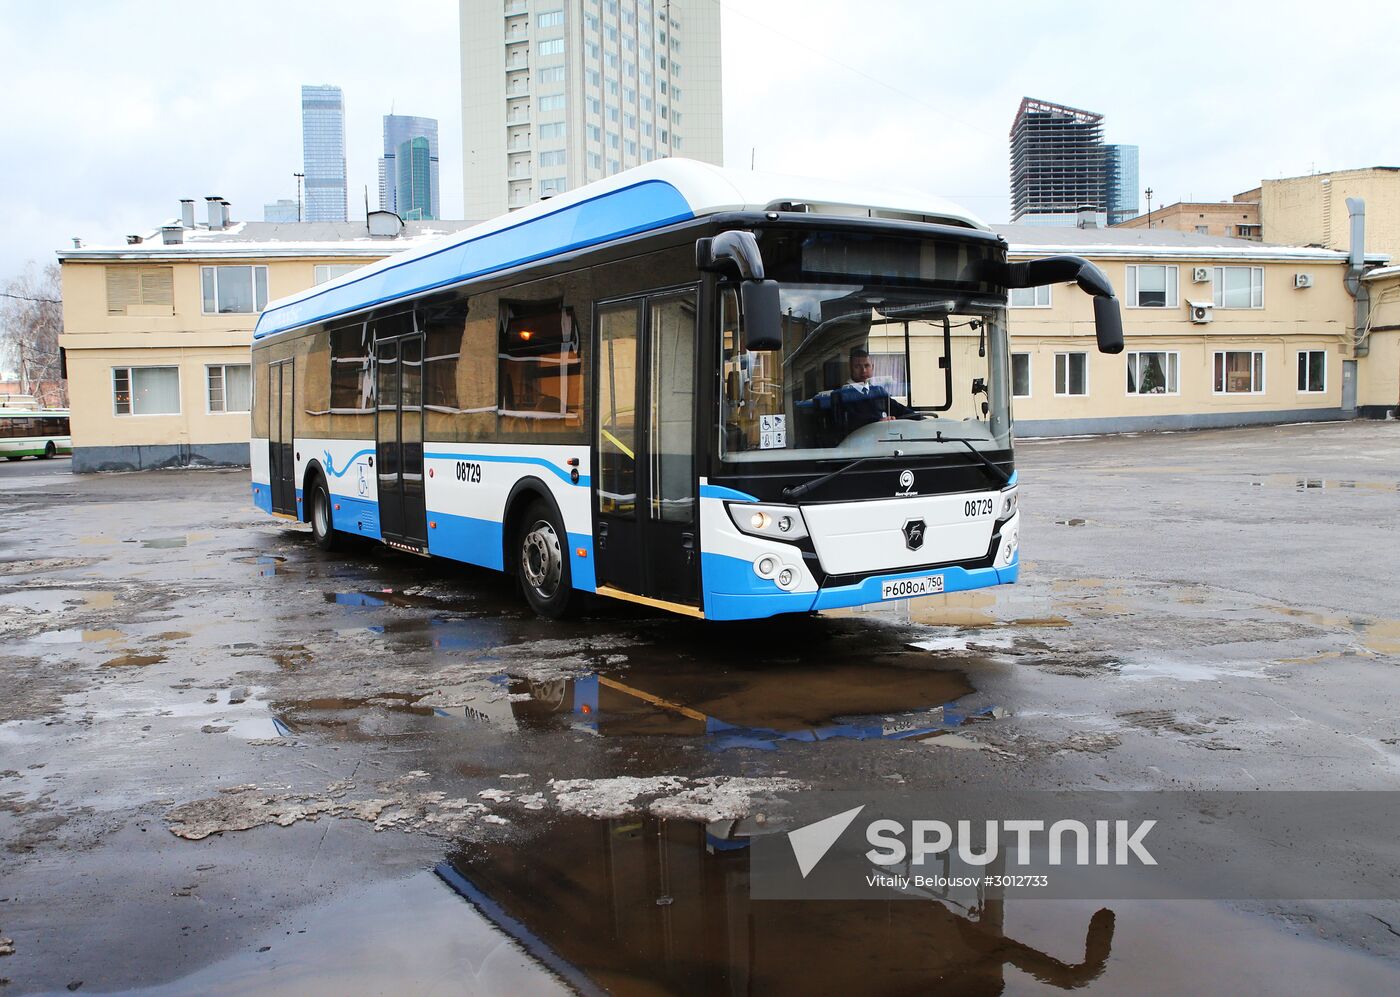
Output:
836,346,921,433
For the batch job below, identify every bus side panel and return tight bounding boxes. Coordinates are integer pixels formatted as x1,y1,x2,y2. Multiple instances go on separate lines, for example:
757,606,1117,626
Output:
422,442,595,590
313,437,380,539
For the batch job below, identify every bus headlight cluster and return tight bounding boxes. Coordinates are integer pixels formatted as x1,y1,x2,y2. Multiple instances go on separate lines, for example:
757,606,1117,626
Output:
998,517,1020,566
753,554,802,591
729,503,808,540
998,486,1019,521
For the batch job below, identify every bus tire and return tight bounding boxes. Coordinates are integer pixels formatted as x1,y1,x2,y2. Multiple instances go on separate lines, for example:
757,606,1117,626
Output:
5,456,21,462
41,441,56,459
309,475,341,552
516,501,574,618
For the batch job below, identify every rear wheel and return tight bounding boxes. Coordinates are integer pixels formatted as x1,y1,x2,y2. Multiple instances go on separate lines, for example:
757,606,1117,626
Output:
5,456,22,462
309,476,341,551
40,441,56,459
517,501,574,618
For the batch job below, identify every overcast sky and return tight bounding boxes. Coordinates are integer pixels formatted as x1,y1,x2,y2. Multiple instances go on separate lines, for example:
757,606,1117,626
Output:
3,0,1399,281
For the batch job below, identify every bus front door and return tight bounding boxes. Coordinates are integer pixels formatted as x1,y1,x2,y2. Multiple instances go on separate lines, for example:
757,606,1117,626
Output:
269,359,296,515
374,329,428,551
594,291,700,611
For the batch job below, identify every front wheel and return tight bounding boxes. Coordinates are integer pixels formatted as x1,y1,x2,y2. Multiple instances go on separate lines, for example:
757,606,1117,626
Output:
40,441,56,459
309,476,341,551
517,502,574,618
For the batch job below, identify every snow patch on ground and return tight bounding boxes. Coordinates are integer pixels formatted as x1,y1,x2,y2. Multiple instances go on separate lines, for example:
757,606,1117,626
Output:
550,775,804,821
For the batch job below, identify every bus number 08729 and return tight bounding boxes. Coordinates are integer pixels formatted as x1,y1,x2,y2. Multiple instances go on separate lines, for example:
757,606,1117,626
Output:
456,461,482,483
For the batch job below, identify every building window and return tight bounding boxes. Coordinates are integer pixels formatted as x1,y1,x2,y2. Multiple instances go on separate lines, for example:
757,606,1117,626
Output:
625,139,637,156
585,68,600,87
539,122,566,140
1054,352,1088,396
537,10,564,27
313,264,360,285
642,121,652,137
1126,351,1179,395
607,106,619,122
540,150,566,167
604,52,618,68
200,266,268,314
585,42,600,59
541,176,566,195
624,113,636,129
1011,353,1031,397
539,38,565,56
585,96,600,115
606,79,619,95
112,366,180,416
1125,265,1178,308
105,265,173,316
207,363,251,413
586,124,601,142
539,66,565,84
1212,266,1264,309
607,133,620,149
1009,285,1051,308
1297,350,1326,393
1213,350,1265,394
587,152,602,169
539,94,565,112
1195,225,1209,234
624,87,636,103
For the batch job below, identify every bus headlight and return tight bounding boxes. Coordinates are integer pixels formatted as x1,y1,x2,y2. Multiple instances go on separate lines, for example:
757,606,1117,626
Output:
998,486,1018,521
729,503,808,540
998,516,1020,566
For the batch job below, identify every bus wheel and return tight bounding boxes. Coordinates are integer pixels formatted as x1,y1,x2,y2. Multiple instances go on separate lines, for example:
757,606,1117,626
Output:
5,456,21,462
41,441,56,459
517,502,573,618
310,476,341,552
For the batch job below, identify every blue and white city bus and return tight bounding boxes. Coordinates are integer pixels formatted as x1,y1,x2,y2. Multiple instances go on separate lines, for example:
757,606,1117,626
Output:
250,160,1122,620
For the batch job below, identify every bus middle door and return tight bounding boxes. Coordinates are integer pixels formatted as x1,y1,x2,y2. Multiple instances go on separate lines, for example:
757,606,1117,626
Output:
374,313,428,552
593,290,700,612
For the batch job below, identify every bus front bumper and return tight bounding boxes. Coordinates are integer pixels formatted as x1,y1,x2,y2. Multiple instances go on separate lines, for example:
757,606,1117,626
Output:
701,555,1019,622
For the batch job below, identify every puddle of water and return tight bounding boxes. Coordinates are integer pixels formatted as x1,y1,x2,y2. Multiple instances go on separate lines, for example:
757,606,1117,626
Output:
1248,474,1398,493
101,652,165,668
132,537,188,549
1267,605,1400,657
83,591,117,610
436,813,1400,994
1055,518,1088,526
234,554,287,577
31,628,124,645
0,589,89,613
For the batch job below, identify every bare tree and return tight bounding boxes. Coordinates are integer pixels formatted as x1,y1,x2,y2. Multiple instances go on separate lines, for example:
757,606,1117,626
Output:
0,261,67,407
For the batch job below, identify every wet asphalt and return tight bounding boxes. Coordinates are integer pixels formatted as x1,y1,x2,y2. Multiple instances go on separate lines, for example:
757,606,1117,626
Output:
1,422,1399,995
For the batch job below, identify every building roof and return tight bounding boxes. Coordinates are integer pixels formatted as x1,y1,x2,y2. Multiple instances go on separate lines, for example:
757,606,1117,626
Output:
996,223,1360,263
254,159,991,340
57,219,480,261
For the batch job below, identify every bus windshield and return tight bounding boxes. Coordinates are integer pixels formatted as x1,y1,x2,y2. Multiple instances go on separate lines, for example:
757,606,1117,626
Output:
721,283,1010,462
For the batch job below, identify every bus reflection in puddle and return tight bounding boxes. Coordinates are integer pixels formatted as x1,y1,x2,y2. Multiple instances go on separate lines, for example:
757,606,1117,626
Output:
437,814,1113,995
504,660,999,750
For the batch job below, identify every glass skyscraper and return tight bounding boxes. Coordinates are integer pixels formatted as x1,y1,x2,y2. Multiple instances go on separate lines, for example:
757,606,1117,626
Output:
379,114,440,220
394,137,434,220
301,85,347,223
1105,144,1140,226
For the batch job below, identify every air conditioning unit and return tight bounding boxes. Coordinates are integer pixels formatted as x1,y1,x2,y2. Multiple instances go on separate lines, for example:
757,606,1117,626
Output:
1192,267,1211,283
1295,273,1314,288
1188,301,1214,324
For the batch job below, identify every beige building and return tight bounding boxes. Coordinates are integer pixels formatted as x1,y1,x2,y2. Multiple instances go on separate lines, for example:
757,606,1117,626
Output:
459,0,723,220
1358,264,1400,417
1247,167,1400,260
996,224,1384,435
1114,199,1261,240
57,201,473,472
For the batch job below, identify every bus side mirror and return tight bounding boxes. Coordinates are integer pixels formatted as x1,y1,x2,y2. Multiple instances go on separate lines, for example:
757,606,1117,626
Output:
741,280,783,351
698,231,782,351
1093,294,1124,355
1001,254,1123,354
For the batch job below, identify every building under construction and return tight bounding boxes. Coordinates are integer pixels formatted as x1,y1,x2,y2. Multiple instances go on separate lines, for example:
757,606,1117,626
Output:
1009,97,1108,225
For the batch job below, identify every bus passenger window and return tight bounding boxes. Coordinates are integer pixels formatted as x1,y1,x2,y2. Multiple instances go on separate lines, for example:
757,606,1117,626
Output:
498,300,582,431
419,300,467,412
329,323,372,413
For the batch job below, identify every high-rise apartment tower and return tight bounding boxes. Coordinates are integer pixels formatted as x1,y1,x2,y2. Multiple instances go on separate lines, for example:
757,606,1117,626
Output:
379,114,441,221
459,0,723,220
301,85,348,222
1009,97,1107,226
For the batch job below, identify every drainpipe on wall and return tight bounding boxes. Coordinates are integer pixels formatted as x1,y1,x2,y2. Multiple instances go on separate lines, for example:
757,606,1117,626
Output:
1344,197,1370,359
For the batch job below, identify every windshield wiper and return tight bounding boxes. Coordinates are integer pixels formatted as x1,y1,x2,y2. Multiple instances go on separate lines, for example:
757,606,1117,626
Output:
782,456,875,500
934,431,1011,488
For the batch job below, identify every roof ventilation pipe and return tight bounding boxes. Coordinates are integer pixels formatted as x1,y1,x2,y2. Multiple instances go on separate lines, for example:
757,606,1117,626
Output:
1345,197,1370,357
180,200,195,229
206,196,226,230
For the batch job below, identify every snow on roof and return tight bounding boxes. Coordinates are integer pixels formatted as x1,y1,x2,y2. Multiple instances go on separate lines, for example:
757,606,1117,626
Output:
56,219,480,260
253,159,990,340
997,223,1354,263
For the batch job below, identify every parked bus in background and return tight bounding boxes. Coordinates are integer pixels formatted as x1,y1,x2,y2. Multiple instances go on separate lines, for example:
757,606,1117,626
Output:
250,161,1122,620
0,408,71,461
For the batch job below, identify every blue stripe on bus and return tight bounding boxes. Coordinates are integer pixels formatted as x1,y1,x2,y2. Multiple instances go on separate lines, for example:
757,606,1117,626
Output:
322,449,375,478
253,178,695,340
426,451,590,487
251,482,272,513
424,511,597,592
330,493,381,539
698,484,759,503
